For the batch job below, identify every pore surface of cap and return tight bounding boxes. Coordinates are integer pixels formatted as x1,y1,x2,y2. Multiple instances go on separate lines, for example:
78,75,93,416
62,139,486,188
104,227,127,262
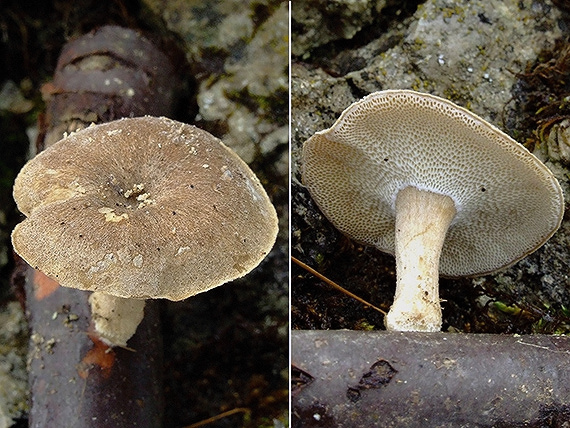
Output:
13,116,278,299
302,90,564,277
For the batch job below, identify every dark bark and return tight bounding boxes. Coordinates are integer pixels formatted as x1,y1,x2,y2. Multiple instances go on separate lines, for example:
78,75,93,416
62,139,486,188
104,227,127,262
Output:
19,265,163,427
40,24,180,149
292,330,570,427
16,25,182,428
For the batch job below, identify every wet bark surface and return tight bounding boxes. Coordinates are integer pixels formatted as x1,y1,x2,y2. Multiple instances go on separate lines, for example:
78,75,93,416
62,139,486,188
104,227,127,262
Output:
16,264,163,428
292,330,570,427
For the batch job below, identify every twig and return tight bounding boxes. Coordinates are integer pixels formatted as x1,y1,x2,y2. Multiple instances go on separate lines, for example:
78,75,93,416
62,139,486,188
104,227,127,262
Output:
292,256,386,315
184,407,251,428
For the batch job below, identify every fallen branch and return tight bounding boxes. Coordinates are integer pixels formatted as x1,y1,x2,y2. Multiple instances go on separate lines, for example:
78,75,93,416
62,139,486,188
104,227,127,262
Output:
20,266,163,427
292,330,570,427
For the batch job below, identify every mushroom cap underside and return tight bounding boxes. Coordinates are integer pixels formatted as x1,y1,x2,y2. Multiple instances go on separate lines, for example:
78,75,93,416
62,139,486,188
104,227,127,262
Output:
302,90,564,277
12,116,279,300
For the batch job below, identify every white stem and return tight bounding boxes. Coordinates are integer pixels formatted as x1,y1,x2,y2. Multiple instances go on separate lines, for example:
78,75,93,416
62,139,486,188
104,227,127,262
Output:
88,292,146,347
385,186,456,332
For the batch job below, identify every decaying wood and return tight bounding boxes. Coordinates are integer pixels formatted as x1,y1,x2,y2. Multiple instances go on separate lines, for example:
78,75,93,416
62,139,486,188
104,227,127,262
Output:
19,265,163,427
40,24,179,149
292,330,570,427
15,25,181,427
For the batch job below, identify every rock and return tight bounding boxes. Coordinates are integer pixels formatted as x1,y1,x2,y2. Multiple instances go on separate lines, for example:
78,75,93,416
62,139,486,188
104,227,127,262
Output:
0,81,33,114
292,0,390,57
145,0,289,164
0,302,28,428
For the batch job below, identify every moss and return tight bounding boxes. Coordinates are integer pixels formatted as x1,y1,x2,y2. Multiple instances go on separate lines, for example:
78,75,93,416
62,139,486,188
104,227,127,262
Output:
511,39,570,148
413,37,426,49
355,320,376,331
441,5,465,21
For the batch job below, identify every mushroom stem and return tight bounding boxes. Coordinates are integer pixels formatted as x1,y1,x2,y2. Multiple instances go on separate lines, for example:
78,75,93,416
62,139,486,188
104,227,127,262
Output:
88,292,146,347
385,186,456,332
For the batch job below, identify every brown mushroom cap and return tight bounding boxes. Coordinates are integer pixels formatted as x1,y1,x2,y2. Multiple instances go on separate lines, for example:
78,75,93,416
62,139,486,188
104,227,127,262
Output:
12,116,278,300
302,90,564,277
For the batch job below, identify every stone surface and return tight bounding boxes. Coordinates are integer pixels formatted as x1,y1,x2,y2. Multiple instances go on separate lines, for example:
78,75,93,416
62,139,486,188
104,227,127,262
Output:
0,302,28,428
292,0,390,57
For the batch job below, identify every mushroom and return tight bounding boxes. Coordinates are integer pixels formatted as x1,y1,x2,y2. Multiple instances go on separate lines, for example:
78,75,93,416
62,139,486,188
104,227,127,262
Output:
12,116,279,346
302,89,564,332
